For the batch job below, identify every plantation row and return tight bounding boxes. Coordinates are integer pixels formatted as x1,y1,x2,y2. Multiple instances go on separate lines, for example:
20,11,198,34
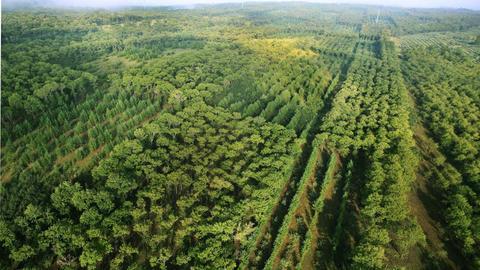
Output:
265,143,339,270
399,33,480,60
1,89,164,220
401,46,480,268
316,37,425,268
240,49,352,270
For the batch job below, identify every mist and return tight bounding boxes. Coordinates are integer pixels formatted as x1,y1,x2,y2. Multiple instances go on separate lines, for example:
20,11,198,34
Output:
3,0,480,10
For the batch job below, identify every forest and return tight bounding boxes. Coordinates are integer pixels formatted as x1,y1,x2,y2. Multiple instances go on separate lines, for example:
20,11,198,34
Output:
1,2,479,269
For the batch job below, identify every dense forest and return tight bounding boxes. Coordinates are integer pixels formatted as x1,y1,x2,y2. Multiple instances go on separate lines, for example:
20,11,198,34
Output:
1,2,480,269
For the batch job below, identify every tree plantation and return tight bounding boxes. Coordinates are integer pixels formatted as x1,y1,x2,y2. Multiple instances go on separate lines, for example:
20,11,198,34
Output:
1,2,480,269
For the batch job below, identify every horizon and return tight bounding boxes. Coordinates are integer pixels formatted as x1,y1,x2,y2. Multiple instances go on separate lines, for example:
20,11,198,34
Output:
3,0,480,11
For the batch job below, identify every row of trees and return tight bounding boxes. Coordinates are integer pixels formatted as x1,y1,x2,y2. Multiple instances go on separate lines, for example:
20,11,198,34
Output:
402,46,480,268
238,36,352,269
264,139,330,270
318,37,425,268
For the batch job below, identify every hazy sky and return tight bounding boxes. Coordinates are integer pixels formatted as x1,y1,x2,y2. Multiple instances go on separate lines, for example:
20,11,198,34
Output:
4,0,480,10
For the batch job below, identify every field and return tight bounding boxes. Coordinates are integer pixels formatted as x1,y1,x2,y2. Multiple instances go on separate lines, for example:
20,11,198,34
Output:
1,3,479,269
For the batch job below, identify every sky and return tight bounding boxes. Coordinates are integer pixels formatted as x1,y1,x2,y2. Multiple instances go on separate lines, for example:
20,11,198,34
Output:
3,0,480,10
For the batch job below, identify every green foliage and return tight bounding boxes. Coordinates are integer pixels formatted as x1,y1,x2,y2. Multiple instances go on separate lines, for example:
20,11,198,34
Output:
264,138,327,270
402,45,480,263
1,102,296,268
1,3,479,269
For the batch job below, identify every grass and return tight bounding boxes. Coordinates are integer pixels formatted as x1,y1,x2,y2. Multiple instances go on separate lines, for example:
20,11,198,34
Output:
0,167,13,183
240,37,317,60
76,145,105,169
